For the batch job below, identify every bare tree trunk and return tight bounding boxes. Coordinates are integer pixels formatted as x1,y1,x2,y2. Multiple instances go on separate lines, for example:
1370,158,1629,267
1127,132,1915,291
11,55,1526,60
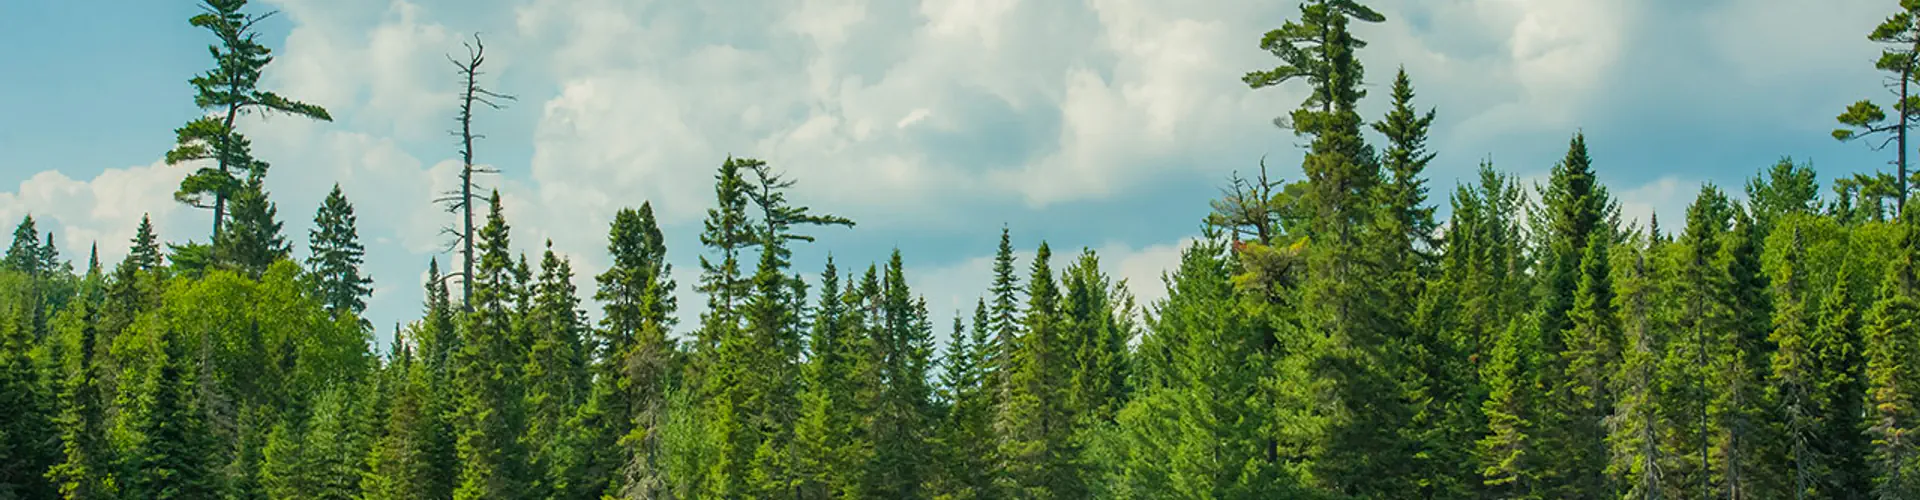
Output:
445,33,514,311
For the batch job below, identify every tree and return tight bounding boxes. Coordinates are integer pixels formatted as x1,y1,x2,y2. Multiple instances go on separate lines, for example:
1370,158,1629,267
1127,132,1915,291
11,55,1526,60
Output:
119,326,219,500
1746,158,1821,233
997,242,1077,497
1864,218,1920,497
440,33,514,311
1834,0,1920,216
933,299,998,499
1607,236,1666,500
45,264,108,500
987,226,1022,414
451,191,530,499
307,184,372,326
582,204,678,499
524,243,590,499
0,289,57,498
214,169,290,279
869,252,935,497
165,0,331,239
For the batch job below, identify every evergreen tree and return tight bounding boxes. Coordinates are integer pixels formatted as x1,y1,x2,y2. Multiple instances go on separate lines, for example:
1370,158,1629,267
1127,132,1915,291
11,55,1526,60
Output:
581,204,677,500
933,299,997,499
997,242,1077,497
1607,236,1666,500
1479,319,1540,498
525,243,590,498
987,226,1022,405
214,169,290,279
307,184,372,325
1834,0,1920,216
119,326,219,500
1554,234,1620,498
1746,158,1821,234
1812,266,1871,498
1658,186,1734,499
451,191,529,499
45,263,108,500
5,215,42,273
165,0,331,239
1865,218,1920,497
0,292,57,498
870,252,935,497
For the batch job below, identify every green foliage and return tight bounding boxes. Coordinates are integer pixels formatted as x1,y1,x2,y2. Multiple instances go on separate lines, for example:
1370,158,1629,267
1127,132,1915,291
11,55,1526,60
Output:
306,184,372,326
167,0,332,239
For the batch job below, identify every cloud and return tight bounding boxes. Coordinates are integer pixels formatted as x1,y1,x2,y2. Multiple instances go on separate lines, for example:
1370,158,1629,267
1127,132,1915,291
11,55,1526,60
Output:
0,161,196,265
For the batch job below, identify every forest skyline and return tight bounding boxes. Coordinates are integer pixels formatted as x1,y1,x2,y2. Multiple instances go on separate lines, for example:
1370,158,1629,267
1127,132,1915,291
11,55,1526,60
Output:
0,0,1902,348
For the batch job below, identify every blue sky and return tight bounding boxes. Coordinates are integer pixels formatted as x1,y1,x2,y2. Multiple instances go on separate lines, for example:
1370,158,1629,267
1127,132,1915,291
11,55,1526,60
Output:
0,0,1903,345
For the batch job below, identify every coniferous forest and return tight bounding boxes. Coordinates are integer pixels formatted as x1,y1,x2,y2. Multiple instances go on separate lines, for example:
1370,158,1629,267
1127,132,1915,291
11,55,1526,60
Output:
13,0,1920,499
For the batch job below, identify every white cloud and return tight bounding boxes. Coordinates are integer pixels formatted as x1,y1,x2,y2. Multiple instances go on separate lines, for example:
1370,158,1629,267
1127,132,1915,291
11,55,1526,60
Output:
0,161,195,265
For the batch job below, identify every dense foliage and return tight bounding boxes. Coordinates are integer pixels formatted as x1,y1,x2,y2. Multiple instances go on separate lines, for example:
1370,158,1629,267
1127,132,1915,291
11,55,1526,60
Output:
12,0,1920,498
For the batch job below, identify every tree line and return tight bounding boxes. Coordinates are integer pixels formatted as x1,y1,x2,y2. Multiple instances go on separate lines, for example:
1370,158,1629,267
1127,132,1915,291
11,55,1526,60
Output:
7,0,1920,498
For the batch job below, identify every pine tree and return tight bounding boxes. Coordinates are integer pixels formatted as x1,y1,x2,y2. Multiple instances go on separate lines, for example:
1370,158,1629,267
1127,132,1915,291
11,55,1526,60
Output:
1060,249,1129,428
1768,225,1825,499
307,184,372,325
1479,318,1540,498
363,332,443,500
5,215,41,273
1658,186,1734,499
1834,0,1920,216
1555,234,1619,498
165,0,331,239
451,191,530,499
1745,157,1820,235
1812,266,1871,498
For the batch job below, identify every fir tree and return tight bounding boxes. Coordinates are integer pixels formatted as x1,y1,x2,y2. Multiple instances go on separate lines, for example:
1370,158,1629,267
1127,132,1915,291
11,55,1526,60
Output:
1607,237,1666,500
307,184,372,325
997,242,1077,497
870,252,935,497
1865,217,1920,497
451,191,529,499
525,243,590,499
119,326,219,500
214,168,290,279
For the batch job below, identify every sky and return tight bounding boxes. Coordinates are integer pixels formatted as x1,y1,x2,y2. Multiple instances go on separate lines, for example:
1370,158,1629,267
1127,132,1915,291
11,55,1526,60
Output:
0,0,1904,347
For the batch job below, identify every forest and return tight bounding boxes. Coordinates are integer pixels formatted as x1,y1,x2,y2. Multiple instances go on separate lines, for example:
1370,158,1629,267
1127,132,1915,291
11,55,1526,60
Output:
6,0,1920,499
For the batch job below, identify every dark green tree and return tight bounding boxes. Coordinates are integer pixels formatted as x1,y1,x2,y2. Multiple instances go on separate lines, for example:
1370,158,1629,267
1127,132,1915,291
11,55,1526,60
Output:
165,0,332,239
451,191,530,499
306,184,372,325
213,169,290,279
1835,0,1920,215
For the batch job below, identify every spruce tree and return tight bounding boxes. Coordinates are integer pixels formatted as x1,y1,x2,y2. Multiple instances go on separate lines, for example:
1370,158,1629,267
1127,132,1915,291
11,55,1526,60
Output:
214,169,290,279
166,0,331,239
870,252,935,497
307,184,372,324
581,204,677,499
119,326,219,500
525,243,589,498
45,262,108,500
1607,236,1666,499
987,226,1023,406
1552,234,1620,498
1865,217,1920,497
997,242,1077,497
451,191,529,499
0,293,57,498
